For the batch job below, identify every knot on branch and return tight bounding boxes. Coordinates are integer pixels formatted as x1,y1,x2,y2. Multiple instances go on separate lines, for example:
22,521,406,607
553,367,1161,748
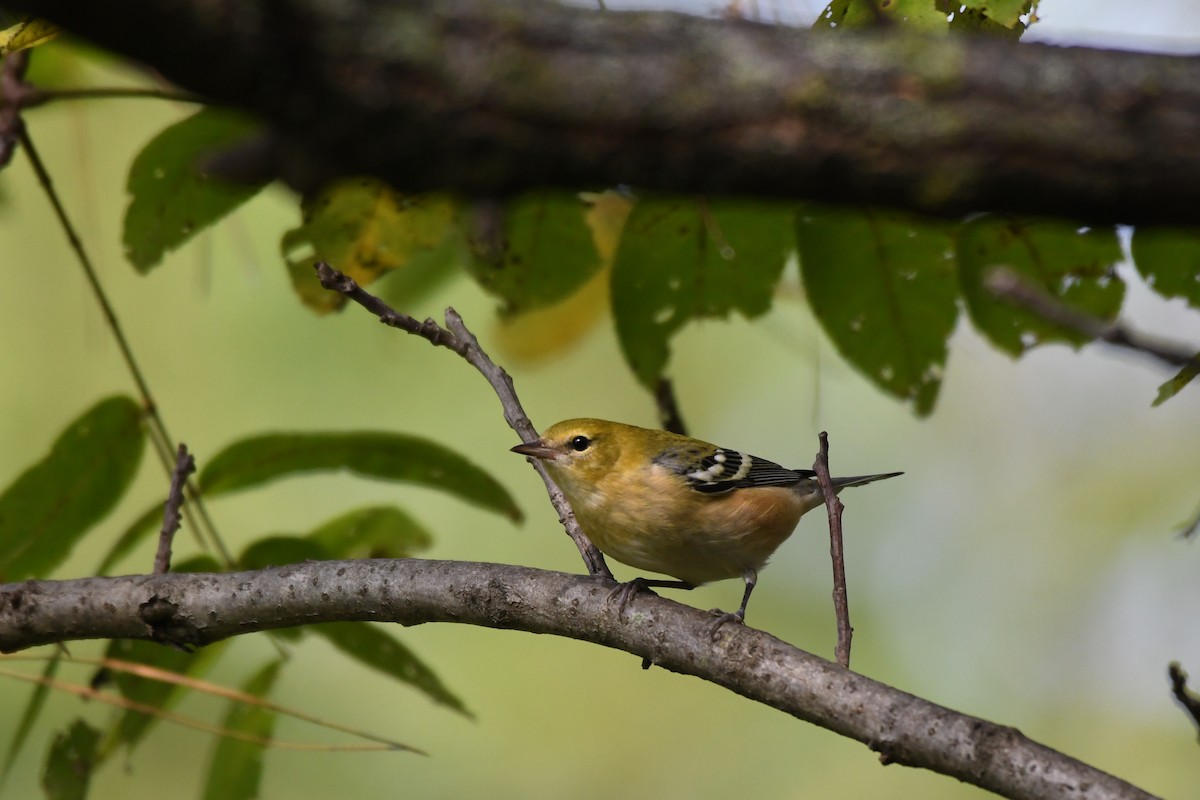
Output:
138,595,199,650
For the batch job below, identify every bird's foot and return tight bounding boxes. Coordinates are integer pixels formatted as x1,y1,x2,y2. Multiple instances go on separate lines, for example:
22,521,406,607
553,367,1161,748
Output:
607,578,657,617
707,608,745,640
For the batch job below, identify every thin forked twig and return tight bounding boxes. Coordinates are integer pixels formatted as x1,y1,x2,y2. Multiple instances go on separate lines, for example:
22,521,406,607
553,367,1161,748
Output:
154,444,196,575
812,432,852,668
15,119,233,568
984,266,1200,371
313,261,613,579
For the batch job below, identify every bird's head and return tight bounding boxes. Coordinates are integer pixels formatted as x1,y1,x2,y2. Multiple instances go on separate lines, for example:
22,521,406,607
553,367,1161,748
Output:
510,418,626,486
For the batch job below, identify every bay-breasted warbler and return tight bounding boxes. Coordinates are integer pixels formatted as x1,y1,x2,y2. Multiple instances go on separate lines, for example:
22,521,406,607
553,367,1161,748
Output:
512,418,900,626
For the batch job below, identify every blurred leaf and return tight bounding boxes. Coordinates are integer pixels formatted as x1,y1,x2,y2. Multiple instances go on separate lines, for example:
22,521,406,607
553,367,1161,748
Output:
0,17,58,54
815,0,947,29
491,191,633,363
238,535,329,570
583,190,636,264
308,505,433,559
1153,358,1200,407
1,653,61,791
612,197,792,389
492,266,610,364
124,108,266,272
797,208,959,415
957,217,1123,355
201,661,282,800
464,192,601,316
103,637,224,751
199,432,522,522
313,623,470,716
1129,228,1200,309
41,719,99,800
95,501,165,575
281,180,455,313
0,395,145,581
375,230,463,311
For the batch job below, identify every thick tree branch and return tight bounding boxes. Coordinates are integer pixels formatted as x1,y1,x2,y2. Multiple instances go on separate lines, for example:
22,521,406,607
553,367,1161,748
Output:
11,0,1200,225
0,561,1157,800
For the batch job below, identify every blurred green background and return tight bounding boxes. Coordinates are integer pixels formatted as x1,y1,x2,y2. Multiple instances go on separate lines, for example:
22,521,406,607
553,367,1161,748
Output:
2,2,1199,798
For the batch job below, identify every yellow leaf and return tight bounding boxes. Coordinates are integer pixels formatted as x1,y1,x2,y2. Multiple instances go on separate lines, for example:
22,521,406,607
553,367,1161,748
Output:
582,190,635,264
492,191,632,363
0,18,59,55
281,180,456,313
493,265,611,364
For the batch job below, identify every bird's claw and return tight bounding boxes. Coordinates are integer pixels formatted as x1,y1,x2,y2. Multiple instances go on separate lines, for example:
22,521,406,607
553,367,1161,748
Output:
607,578,656,617
707,608,745,640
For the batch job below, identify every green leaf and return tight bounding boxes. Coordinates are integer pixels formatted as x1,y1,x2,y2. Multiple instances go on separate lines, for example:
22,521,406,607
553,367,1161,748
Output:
957,0,1031,28
1129,228,1200,309
816,0,947,30
202,661,282,800
281,180,455,313
957,217,1124,355
199,432,522,522
611,197,793,389
0,395,145,580
1,653,61,792
238,535,329,570
103,636,225,750
41,719,100,800
797,208,959,416
1153,357,1200,407
308,505,433,559
464,192,601,316
124,108,265,272
312,623,470,716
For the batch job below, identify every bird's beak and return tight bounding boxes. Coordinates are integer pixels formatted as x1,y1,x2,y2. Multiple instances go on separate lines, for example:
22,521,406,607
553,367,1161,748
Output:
511,440,558,460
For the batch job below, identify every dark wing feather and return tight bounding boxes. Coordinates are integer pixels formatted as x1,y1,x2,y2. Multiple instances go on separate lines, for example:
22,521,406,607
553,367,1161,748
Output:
655,446,813,495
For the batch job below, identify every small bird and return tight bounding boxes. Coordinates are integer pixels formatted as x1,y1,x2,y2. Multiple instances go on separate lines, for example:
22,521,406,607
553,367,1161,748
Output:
511,418,900,628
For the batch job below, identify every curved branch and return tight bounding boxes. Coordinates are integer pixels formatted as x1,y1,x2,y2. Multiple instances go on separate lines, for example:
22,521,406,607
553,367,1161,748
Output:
311,261,613,579
0,561,1157,800
11,0,1200,225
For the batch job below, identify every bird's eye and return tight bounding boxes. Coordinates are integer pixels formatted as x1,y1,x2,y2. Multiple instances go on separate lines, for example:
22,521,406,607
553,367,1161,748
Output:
569,435,591,452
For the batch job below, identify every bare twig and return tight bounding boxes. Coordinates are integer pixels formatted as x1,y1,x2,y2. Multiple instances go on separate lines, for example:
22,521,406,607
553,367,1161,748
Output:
984,267,1200,372
1168,662,1200,741
153,445,196,575
0,52,31,168
654,377,687,436
0,562,1160,800
313,261,613,579
812,432,851,668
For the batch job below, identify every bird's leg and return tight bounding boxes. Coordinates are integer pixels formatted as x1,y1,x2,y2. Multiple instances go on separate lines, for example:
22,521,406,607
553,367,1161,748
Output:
608,577,695,616
708,567,757,639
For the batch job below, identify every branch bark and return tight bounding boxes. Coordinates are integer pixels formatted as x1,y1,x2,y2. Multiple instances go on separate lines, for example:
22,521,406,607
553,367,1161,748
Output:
0,561,1158,800
11,0,1200,225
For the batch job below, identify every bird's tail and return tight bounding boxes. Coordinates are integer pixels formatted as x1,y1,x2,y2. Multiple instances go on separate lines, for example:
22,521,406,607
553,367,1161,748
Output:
831,472,903,489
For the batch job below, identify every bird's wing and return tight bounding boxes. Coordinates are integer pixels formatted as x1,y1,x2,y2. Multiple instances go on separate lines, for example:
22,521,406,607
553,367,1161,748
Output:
656,446,813,495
